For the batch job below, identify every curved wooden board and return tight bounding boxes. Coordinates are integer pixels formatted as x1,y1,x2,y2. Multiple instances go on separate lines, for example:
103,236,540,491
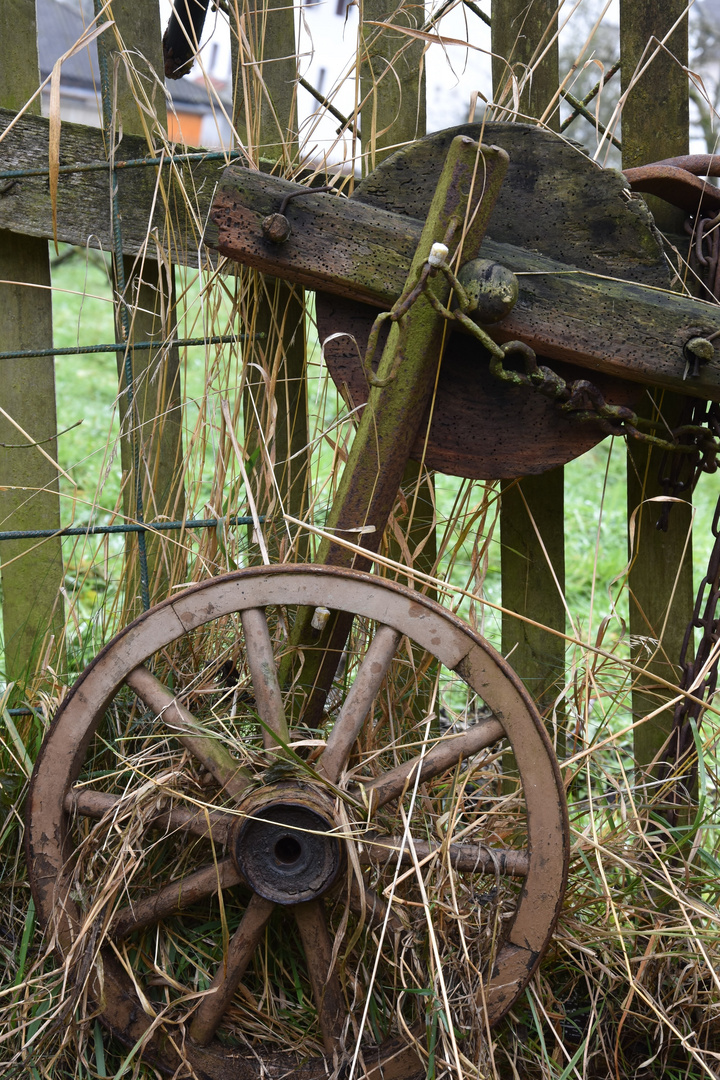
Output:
318,123,665,479
317,294,642,479
352,122,669,284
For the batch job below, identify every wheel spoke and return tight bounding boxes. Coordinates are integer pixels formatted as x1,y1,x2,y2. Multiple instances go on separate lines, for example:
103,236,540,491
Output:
240,608,290,750
317,624,401,783
126,665,250,801
359,835,529,878
189,892,275,1046
111,858,242,940
348,879,403,933
294,899,346,1055
360,714,504,809
64,788,234,845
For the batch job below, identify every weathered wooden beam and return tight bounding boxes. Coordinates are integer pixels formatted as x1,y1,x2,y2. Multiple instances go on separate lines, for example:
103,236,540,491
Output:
620,2,694,797
207,167,720,402
0,0,64,697
0,106,222,264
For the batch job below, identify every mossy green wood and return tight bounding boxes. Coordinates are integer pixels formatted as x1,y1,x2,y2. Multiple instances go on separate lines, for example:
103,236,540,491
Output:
230,0,309,563
620,2,694,792
287,138,509,724
0,0,65,696
95,0,185,616
361,0,436,605
492,0,566,752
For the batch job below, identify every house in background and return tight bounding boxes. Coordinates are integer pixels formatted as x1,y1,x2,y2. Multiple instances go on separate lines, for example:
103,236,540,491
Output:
38,0,483,163
40,0,233,147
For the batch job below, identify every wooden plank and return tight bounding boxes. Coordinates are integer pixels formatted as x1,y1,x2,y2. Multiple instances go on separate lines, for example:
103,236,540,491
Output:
361,0,436,729
229,1,309,562
0,107,221,264
95,1,185,614
0,0,64,696
492,0,565,756
361,0,435,601
619,3,694,790
207,166,720,401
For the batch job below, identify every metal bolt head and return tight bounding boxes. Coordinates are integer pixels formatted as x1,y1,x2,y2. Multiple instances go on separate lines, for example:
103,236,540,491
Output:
261,212,292,244
457,258,519,324
684,336,714,363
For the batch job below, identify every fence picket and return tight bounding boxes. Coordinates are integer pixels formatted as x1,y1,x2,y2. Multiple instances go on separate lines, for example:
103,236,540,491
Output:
492,0,567,755
0,0,65,697
230,0,310,563
94,0,186,615
619,2,695,798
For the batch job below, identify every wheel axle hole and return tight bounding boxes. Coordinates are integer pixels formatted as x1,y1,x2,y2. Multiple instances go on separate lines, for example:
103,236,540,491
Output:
274,834,302,864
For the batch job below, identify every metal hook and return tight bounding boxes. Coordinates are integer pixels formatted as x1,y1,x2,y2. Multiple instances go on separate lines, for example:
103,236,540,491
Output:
261,185,335,244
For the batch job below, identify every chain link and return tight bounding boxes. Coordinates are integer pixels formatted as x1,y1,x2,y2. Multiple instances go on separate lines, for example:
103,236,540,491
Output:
363,250,720,468
363,243,720,800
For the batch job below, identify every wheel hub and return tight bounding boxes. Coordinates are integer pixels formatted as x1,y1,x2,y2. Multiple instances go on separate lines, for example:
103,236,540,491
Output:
232,783,344,904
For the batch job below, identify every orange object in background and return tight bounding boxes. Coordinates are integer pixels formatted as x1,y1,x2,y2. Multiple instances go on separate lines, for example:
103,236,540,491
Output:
167,110,202,146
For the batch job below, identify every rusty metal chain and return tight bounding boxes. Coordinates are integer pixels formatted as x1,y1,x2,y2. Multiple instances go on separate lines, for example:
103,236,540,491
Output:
363,248,720,469
363,242,720,783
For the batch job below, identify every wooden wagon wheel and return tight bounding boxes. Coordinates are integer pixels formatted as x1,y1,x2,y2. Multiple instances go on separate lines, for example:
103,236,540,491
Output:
27,565,568,1078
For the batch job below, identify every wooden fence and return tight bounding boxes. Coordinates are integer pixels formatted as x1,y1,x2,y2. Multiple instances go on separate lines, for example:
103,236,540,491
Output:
0,0,703,805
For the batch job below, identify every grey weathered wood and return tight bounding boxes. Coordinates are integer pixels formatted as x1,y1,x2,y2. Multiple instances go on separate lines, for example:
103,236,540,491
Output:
620,3,694,790
208,164,720,402
360,0,427,171
229,0,309,562
492,0,560,126
95,0,185,615
346,122,667,285
0,107,222,264
230,0,299,165
492,0,565,756
0,0,64,695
